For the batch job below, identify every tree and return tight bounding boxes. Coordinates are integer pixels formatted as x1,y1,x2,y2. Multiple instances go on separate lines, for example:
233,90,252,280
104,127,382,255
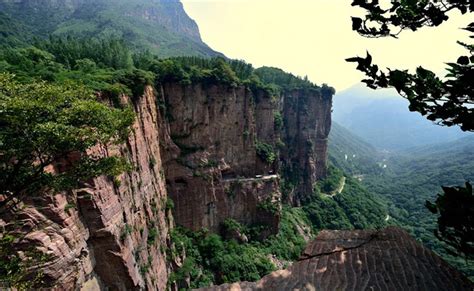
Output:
426,182,474,259
347,0,474,259
347,0,473,131
0,74,134,211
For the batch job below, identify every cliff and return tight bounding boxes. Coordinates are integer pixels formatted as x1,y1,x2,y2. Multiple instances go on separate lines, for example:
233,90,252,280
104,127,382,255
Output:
0,88,171,290
0,80,333,289
200,227,474,291
281,88,333,204
160,83,281,234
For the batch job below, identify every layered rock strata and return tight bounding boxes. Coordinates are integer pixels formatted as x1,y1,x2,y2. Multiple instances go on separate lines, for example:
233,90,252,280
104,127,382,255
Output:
201,227,474,291
0,88,171,290
0,81,334,289
160,84,281,233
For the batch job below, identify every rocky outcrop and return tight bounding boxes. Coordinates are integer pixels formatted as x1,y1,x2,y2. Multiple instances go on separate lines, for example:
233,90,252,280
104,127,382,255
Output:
281,88,333,204
200,227,474,291
160,83,281,233
0,87,171,290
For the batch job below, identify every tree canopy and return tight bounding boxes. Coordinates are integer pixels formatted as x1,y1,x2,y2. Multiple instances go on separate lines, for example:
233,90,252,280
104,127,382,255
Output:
426,182,474,260
347,0,473,131
0,74,134,210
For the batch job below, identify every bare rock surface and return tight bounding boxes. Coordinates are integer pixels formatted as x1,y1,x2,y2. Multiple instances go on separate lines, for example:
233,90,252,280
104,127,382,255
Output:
161,83,281,233
1,87,171,290
199,227,474,291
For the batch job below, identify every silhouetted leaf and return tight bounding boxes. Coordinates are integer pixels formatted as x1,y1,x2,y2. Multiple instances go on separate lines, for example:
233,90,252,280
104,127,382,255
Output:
457,56,470,65
351,17,363,31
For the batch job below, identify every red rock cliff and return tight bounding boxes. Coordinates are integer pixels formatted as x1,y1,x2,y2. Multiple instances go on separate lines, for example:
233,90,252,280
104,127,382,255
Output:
159,83,281,234
0,81,333,289
0,87,171,290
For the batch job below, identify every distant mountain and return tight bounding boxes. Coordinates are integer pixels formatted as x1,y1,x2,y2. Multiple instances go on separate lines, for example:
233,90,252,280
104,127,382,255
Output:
0,0,221,57
333,83,469,151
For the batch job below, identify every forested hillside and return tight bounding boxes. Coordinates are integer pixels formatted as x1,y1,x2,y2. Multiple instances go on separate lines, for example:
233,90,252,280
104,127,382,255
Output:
1,1,470,287
0,31,391,287
328,122,384,176
0,0,220,57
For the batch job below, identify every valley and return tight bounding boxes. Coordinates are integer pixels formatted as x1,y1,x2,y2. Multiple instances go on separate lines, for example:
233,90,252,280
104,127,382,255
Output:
0,0,472,289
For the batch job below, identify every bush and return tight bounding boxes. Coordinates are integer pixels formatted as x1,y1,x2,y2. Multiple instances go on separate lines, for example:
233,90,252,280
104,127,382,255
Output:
274,111,283,130
255,141,276,164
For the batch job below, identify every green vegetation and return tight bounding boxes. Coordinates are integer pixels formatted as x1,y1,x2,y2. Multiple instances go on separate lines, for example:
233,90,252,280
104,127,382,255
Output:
330,122,474,279
169,163,389,289
315,165,344,194
255,67,326,93
328,122,384,176
121,224,133,241
256,198,280,215
0,0,219,58
273,111,283,130
0,234,49,289
148,228,159,245
168,227,275,289
362,136,474,279
168,207,318,288
306,172,387,230
255,141,277,164
0,74,134,208
426,182,474,260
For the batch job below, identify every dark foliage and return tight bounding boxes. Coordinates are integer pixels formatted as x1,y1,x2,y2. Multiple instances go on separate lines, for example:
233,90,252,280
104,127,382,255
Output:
348,1,473,131
426,182,474,259
350,0,472,38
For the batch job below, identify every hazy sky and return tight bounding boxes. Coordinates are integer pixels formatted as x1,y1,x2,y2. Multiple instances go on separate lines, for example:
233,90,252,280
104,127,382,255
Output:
181,0,471,91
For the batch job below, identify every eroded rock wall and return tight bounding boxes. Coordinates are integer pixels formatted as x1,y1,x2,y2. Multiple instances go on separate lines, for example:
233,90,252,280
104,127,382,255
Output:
160,83,280,233
0,81,333,289
0,87,171,290
281,88,333,204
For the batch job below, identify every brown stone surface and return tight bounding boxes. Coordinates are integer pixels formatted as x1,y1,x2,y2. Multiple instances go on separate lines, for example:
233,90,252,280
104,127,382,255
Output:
281,89,332,204
0,87,171,290
0,81,334,289
161,83,281,233
200,227,473,291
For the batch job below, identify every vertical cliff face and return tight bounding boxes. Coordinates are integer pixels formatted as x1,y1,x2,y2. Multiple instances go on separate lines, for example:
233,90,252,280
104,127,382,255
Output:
281,89,333,204
0,87,171,290
160,83,281,234
0,80,333,289
158,82,333,233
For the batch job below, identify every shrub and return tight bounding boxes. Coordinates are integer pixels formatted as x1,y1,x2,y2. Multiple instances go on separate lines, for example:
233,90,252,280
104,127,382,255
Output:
255,141,276,164
274,111,283,130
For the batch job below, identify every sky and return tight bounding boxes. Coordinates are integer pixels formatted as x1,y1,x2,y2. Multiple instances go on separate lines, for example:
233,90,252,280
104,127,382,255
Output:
181,0,472,92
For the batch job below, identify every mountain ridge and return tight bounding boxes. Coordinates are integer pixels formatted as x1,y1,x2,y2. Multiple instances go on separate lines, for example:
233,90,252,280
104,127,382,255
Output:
0,0,222,57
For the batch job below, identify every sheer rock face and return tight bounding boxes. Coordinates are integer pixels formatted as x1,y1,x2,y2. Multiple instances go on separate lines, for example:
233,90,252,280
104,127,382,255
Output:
281,89,333,204
160,84,281,233
159,84,333,233
0,87,171,290
200,227,474,291
0,83,333,289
